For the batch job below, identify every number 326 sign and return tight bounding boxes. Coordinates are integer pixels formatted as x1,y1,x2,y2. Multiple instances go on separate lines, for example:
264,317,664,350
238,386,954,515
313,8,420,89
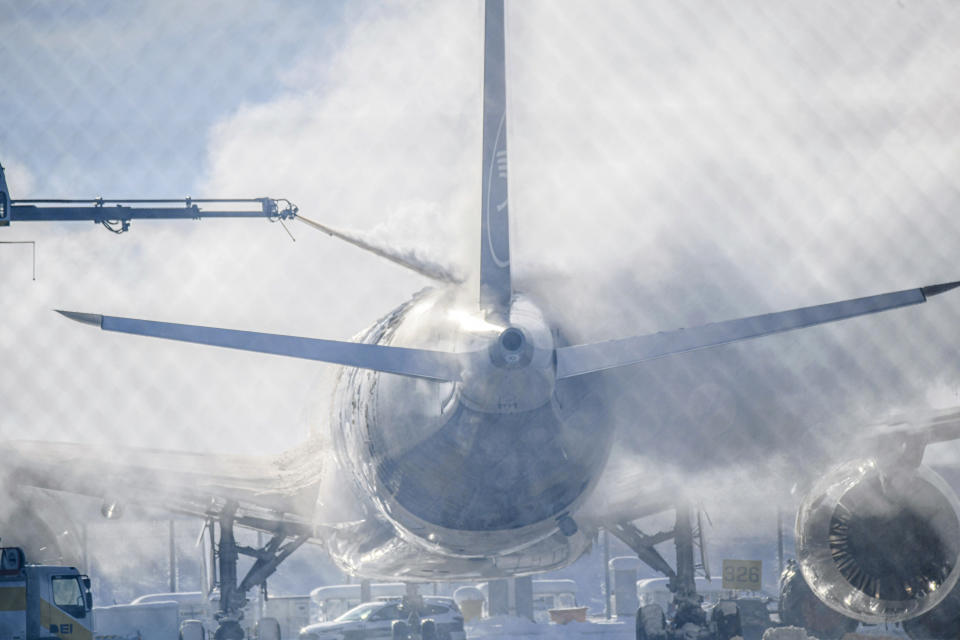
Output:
722,559,762,590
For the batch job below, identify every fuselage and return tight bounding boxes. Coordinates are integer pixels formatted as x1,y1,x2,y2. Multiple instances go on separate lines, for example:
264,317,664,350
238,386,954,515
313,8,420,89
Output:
327,287,614,578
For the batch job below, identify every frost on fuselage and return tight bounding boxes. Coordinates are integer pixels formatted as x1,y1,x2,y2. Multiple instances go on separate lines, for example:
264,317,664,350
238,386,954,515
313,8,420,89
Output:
334,288,612,553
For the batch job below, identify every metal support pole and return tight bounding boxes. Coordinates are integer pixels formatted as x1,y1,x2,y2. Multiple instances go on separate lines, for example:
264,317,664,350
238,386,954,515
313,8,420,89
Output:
487,580,509,617
81,524,89,575
514,577,533,621
207,519,217,594
672,502,697,603
257,531,265,618
218,510,241,621
670,502,709,631
603,529,612,620
169,520,177,593
403,583,423,614
610,556,640,617
777,506,784,579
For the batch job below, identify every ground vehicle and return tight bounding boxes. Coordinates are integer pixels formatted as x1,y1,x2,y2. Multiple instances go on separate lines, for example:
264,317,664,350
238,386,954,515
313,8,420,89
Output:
0,546,93,640
299,597,465,640
636,578,735,613
310,584,406,622
128,591,252,637
264,595,311,640
93,600,180,640
532,580,577,623
130,592,211,629
637,599,742,640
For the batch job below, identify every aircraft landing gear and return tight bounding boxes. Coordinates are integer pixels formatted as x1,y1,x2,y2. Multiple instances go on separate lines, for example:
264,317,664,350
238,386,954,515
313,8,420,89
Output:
611,502,741,640
211,505,309,639
214,620,245,640
390,619,439,640
636,603,667,640
390,592,440,640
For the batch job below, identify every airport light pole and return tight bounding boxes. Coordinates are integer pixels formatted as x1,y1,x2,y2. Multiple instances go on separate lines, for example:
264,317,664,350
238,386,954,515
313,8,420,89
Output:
168,520,177,593
603,528,611,619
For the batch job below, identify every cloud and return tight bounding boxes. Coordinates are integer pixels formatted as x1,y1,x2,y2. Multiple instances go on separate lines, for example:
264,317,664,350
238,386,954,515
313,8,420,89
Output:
199,1,481,273
2,158,37,197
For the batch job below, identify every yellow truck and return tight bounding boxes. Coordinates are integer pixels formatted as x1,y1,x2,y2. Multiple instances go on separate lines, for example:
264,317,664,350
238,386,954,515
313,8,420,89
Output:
0,546,94,640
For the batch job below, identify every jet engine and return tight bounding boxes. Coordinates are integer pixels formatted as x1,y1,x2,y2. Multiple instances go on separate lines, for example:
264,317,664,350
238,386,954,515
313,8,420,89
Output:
795,459,960,624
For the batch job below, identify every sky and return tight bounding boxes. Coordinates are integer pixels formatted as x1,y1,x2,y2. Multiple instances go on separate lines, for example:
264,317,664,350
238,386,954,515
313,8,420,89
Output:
3,0,960,599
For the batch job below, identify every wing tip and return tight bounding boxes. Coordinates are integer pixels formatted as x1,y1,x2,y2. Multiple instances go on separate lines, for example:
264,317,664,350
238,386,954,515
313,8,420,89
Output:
56,309,103,327
922,281,960,298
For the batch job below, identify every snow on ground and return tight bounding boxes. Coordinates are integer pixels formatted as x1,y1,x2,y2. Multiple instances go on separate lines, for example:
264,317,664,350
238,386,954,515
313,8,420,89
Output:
468,616,633,639
464,618,909,640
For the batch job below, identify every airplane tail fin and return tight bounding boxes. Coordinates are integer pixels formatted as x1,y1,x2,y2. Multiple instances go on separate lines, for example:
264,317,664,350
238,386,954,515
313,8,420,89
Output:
478,0,512,315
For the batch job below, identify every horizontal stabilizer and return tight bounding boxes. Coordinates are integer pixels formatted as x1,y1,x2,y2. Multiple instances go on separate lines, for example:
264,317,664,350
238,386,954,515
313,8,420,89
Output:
57,311,463,382
555,281,960,379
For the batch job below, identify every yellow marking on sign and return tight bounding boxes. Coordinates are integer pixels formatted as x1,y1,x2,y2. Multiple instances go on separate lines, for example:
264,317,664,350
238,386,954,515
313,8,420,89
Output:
722,559,762,591
0,585,27,611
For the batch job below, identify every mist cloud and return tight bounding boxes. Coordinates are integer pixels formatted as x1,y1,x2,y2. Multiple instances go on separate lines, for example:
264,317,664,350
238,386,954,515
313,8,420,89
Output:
3,0,960,556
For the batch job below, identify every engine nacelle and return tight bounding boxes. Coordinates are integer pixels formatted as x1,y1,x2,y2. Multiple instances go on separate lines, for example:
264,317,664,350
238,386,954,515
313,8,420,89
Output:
795,459,960,624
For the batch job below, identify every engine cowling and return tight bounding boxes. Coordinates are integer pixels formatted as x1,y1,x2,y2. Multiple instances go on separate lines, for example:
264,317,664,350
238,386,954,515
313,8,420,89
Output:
795,459,960,624
902,578,960,640
779,559,858,639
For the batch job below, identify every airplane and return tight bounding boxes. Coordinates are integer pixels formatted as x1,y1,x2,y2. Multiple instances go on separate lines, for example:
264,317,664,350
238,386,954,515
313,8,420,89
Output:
4,2,960,639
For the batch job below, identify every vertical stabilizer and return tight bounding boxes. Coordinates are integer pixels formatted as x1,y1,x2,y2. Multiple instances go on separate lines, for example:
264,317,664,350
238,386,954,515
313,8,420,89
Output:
479,0,512,315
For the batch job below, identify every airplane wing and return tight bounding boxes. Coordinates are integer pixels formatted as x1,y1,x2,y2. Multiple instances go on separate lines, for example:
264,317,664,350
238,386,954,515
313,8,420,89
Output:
582,406,960,528
856,406,960,465
4,440,323,535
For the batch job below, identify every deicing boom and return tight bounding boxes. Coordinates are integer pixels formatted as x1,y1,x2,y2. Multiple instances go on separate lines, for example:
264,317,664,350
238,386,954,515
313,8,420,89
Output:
2,196,296,235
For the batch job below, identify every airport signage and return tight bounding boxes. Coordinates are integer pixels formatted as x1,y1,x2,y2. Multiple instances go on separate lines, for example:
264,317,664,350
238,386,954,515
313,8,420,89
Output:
721,559,762,591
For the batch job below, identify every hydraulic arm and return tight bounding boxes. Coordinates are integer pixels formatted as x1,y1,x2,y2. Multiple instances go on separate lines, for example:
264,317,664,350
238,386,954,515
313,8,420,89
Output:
0,163,297,234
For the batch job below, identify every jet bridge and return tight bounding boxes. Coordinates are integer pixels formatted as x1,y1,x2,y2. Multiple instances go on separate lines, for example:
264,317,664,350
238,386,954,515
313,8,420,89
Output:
0,162,297,234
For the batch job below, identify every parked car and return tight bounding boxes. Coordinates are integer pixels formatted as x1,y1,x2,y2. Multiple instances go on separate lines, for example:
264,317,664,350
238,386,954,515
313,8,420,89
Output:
299,596,466,640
